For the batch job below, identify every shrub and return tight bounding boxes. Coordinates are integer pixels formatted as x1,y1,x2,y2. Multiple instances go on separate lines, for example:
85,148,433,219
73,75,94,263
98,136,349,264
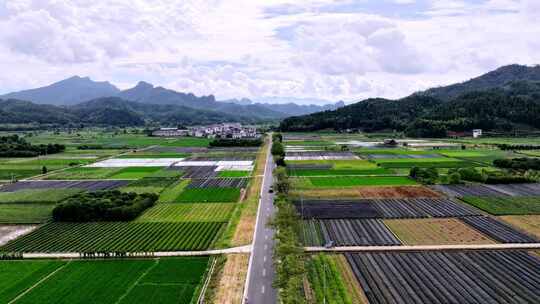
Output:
493,158,540,171
454,167,486,182
409,166,439,184
448,172,462,184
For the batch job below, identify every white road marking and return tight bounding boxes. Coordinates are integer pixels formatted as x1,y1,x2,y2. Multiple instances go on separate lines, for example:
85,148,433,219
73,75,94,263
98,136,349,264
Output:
263,255,267,262
262,286,265,294
265,235,268,240
262,268,266,277
264,244,268,250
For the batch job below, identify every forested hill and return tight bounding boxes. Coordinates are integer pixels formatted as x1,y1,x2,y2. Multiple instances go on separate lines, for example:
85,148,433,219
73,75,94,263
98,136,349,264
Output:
419,64,540,100
0,97,268,127
279,80,540,137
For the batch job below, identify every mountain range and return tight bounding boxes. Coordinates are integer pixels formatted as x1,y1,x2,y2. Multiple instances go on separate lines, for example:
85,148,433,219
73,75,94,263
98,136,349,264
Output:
0,77,344,125
280,64,540,136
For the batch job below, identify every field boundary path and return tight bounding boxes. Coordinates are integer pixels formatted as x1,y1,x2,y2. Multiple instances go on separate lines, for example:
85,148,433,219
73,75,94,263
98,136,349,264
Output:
20,245,252,259
305,243,540,252
243,135,277,304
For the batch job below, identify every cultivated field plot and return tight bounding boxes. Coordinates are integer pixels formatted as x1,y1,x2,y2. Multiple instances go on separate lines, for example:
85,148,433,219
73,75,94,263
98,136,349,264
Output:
1,257,209,304
0,204,54,224
1,221,224,252
119,178,175,194
0,188,82,204
158,180,190,203
346,251,540,304
384,218,495,245
287,163,333,170
136,203,235,222
187,156,256,161
43,167,121,180
289,168,391,176
0,260,65,303
291,186,441,200
307,176,417,188
187,178,249,189
285,151,359,161
460,216,538,243
357,186,441,198
295,198,480,219
431,184,510,197
179,166,218,178
375,157,476,168
295,200,380,219
303,219,401,246
366,153,441,159
487,183,540,196
307,254,353,304
460,196,540,215
0,180,129,192
499,215,540,239
176,188,241,203
218,170,251,178
86,158,184,168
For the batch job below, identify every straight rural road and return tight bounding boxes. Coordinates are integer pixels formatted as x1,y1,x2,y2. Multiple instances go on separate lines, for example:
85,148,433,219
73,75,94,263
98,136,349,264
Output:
244,136,277,304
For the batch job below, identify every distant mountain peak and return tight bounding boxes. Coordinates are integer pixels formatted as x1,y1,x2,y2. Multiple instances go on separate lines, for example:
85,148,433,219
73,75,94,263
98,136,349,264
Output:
134,81,154,89
0,76,120,105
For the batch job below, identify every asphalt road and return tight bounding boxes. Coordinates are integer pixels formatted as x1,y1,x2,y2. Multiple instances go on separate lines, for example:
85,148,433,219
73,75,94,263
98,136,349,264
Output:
244,138,277,304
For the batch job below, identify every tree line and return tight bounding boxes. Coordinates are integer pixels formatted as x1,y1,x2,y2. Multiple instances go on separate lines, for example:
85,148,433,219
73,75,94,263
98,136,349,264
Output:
0,135,65,157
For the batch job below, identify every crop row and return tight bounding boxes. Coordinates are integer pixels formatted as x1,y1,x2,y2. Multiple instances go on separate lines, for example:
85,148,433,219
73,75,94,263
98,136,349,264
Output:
187,178,249,189
366,153,440,159
0,257,209,304
181,166,218,178
136,203,235,222
346,251,540,304
307,254,352,303
0,180,129,192
433,183,540,198
303,219,401,246
1,221,224,252
176,188,241,203
307,176,417,187
295,198,480,219
460,216,538,243
460,196,540,215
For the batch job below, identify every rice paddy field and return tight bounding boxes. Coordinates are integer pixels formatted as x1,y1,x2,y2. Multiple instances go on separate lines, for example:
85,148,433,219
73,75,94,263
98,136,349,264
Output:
0,257,209,304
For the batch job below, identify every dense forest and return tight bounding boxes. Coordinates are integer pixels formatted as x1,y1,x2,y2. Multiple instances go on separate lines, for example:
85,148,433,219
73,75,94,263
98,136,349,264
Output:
280,80,540,137
52,191,157,222
0,97,273,127
0,135,65,157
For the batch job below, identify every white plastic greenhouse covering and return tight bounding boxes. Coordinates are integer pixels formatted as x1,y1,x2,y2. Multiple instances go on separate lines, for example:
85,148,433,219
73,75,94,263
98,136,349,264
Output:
86,158,185,167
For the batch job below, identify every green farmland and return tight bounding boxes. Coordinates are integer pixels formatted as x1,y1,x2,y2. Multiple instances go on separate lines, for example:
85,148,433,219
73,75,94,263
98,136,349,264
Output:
0,258,208,304
306,176,417,187
460,196,540,215
176,188,241,203
1,222,223,252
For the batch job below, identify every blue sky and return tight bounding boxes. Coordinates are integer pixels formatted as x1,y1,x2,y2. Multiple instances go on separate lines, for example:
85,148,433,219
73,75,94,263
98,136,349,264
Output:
0,0,538,104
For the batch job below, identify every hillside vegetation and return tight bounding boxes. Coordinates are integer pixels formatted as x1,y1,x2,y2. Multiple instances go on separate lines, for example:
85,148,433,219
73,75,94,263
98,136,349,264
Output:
280,65,540,136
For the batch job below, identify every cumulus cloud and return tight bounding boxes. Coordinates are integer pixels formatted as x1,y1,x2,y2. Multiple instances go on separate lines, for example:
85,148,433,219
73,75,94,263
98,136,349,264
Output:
0,0,539,102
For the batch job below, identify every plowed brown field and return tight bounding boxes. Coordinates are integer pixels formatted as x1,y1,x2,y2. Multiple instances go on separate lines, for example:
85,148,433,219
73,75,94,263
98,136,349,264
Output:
384,218,495,245
293,186,441,199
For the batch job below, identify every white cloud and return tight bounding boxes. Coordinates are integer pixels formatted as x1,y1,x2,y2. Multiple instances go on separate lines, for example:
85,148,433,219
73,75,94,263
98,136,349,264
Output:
0,0,538,103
